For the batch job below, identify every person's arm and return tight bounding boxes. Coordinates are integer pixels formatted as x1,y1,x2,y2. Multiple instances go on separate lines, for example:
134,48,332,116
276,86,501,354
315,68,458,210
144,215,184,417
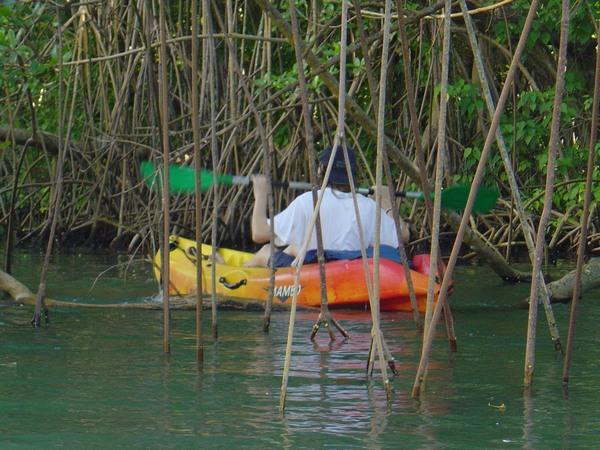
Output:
250,175,272,243
373,185,410,244
395,213,410,243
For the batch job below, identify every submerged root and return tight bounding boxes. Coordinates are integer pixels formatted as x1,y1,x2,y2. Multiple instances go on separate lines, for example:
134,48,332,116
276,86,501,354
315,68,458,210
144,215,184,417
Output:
0,269,304,311
0,268,163,309
519,257,600,306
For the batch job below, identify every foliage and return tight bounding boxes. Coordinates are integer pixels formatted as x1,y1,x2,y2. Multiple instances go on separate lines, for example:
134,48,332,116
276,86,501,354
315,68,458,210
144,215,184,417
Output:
0,3,67,132
0,0,599,257
448,0,598,243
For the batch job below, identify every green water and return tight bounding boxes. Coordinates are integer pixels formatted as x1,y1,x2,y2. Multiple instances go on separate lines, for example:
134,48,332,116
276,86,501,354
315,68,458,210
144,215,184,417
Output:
2,250,600,448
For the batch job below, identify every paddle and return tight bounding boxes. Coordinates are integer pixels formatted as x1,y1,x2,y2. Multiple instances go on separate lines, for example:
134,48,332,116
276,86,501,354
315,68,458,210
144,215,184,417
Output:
140,161,498,213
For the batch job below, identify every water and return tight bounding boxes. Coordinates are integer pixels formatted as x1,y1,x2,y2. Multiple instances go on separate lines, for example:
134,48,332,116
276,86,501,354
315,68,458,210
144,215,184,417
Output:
1,250,600,448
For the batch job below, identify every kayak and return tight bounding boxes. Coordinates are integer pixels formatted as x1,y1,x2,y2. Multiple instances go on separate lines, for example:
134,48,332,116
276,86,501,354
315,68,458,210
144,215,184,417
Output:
154,235,440,312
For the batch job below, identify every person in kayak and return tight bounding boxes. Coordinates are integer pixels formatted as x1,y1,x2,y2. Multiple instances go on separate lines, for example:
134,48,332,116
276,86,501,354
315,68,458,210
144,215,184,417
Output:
243,145,409,268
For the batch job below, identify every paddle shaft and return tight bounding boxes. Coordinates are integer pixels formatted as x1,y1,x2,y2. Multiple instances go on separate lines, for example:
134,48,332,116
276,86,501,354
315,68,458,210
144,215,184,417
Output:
231,175,418,198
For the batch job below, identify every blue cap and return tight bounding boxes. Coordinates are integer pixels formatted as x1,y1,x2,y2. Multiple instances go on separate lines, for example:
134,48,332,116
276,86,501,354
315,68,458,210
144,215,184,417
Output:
319,146,357,185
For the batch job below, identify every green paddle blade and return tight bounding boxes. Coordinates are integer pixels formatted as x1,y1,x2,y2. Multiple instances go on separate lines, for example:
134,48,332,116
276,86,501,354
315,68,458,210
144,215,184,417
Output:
439,184,498,213
140,161,233,193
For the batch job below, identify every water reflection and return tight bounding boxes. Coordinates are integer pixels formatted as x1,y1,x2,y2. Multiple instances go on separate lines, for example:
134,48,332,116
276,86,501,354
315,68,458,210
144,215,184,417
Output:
522,388,537,449
241,311,457,448
4,251,600,447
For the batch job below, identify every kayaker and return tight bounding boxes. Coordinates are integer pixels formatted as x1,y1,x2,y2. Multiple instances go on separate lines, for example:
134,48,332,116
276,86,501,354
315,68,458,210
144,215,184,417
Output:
243,145,409,267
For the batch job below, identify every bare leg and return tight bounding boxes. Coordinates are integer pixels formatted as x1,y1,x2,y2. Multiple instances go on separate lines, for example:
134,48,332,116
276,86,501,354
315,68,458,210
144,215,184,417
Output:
243,244,272,267
243,244,298,267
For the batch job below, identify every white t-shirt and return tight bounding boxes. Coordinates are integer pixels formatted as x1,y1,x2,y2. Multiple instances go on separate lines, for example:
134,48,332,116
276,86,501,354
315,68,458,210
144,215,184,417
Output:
270,188,399,251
